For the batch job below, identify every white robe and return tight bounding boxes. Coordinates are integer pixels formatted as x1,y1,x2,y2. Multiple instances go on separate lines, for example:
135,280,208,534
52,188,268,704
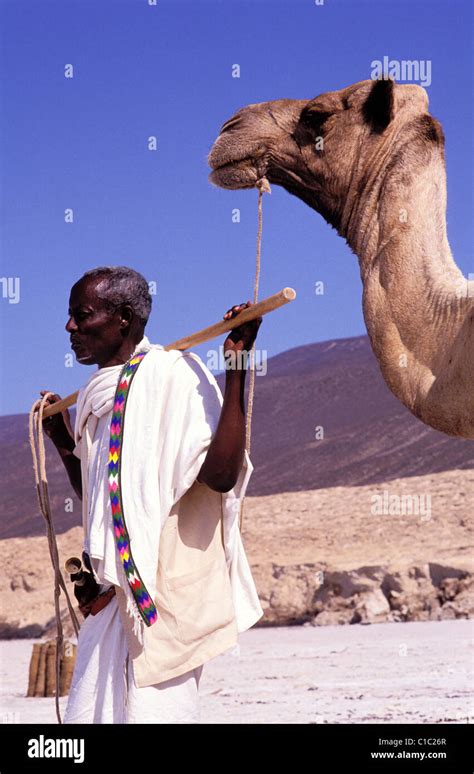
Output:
65,336,262,722
64,596,204,724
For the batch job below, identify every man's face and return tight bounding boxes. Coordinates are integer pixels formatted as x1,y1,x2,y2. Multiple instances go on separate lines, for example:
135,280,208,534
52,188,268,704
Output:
65,277,127,366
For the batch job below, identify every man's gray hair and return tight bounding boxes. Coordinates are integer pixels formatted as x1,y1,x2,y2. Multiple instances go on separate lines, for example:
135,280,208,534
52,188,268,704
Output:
81,266,152,326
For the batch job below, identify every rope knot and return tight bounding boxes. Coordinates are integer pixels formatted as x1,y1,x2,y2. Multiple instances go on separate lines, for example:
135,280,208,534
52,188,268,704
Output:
256,176,271,195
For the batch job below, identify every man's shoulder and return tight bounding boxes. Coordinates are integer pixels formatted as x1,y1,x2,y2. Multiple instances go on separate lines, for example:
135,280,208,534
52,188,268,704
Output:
143,347,181,367
142,348,215,386
173,350,218,386
142,347,203,371
166,350,223,399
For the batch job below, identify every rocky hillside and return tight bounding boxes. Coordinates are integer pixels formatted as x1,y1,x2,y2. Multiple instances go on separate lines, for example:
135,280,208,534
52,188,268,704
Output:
1,468,472,638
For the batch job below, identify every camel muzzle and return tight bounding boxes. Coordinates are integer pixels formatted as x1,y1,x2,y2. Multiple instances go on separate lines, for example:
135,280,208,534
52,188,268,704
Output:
208,156,260,190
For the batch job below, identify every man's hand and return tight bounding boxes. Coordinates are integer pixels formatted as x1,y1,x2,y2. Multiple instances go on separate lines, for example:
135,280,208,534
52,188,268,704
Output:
40,391,75,450
223,301,262,362
40,391,82,499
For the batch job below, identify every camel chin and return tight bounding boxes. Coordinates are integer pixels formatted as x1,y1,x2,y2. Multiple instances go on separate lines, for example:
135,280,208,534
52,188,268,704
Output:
208,159,258,190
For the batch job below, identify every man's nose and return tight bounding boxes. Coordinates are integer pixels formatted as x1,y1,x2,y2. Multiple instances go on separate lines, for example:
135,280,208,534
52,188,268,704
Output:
65,316,77,333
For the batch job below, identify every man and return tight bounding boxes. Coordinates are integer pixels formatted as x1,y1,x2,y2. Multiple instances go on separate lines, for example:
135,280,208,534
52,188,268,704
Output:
42,265,264,723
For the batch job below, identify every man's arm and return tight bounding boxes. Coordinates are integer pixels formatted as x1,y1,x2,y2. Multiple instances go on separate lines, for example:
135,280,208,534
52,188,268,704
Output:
197,301,262,493
41,392,83,500
53,438,83,501
197,368,246,492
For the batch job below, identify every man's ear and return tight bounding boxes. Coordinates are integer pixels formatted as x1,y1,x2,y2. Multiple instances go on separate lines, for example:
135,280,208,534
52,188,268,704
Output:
119,304,134,330
363,78,395,132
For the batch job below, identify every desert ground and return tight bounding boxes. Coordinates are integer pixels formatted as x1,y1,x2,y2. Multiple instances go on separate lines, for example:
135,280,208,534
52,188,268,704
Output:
1,468,472,725
1,620,473,724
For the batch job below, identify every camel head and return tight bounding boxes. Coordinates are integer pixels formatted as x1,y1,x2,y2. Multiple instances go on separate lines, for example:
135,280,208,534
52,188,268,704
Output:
207,79,474,441
208,79,438,232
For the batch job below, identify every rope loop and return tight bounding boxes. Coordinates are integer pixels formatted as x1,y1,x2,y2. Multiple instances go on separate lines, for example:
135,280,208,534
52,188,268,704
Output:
29,395,81,723
256,176,271,195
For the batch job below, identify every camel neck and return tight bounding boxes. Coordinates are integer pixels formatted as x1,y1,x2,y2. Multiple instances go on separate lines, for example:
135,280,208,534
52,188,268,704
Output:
355,148,463,295
342,145,474,437
339,119,404,252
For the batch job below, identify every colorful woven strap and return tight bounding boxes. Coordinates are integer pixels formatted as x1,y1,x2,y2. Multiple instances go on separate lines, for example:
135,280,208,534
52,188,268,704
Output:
108,352,158,627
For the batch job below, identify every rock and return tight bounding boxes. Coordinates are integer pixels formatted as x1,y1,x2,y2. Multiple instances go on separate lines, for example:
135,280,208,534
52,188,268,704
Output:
0,617,44,639
381,566,446,622
313,609,356,626
439,576,474,618
439,603,457,620
8,574,40,593
428,563,467,587
22,574,39,592
354,589,391,623
438,577,460,601
258,561,474,628
264,563,324,624
316,568,381,601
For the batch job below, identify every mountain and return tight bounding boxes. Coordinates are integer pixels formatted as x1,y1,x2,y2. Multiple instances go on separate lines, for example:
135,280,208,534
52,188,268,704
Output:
1,335,472,539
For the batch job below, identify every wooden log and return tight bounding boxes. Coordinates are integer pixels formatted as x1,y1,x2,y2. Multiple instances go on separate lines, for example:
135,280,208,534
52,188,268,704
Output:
26,643,41,697
27,639,77,698
59,642,77,696
41,287,296,418
45,640,57,697
33,642,47,697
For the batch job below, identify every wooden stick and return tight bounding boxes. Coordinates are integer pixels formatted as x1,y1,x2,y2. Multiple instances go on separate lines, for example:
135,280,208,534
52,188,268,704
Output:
41,286,296,418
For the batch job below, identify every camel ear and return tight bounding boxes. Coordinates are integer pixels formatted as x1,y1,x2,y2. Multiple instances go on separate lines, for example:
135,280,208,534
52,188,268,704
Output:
363,79,395,131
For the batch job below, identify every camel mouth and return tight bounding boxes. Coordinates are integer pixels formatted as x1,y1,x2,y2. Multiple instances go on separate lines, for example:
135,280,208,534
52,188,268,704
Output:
208,157,258,190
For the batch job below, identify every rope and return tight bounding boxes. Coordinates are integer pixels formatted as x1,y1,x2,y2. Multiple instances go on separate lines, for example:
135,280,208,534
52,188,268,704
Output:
239,176,271,531
29,394,81,724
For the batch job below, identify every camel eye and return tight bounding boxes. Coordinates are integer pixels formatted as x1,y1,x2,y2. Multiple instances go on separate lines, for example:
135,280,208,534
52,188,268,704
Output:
300,108,331,132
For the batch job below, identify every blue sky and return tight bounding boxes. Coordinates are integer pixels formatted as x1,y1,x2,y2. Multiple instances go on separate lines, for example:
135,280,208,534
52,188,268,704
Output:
0,0,472,415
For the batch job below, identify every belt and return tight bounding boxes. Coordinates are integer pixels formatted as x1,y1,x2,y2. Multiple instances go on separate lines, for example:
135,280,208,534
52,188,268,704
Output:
79,586,116,619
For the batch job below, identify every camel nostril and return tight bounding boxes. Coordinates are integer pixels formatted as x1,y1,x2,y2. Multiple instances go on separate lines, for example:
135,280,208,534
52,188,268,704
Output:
220,116,241,134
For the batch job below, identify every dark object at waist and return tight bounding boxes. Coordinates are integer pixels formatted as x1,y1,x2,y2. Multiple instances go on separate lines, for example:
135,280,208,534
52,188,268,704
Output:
79,586,116,618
